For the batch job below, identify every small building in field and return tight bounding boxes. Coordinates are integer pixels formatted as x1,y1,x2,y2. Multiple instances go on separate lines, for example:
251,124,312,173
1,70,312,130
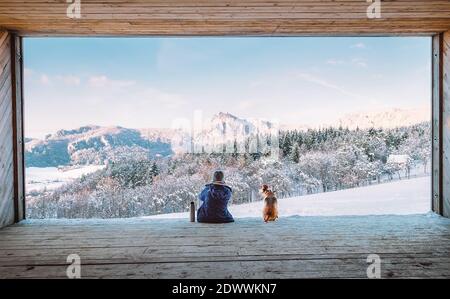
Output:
387,154,410,165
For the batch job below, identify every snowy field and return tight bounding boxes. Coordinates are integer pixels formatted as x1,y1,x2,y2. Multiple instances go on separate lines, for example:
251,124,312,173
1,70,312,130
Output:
26,165,105,192
147,176,431,219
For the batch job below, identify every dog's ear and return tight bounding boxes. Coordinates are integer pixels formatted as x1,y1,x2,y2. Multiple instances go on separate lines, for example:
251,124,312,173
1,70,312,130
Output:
261,184,269,192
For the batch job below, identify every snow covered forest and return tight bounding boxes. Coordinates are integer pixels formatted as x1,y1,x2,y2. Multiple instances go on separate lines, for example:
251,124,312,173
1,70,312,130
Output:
26,121,431,219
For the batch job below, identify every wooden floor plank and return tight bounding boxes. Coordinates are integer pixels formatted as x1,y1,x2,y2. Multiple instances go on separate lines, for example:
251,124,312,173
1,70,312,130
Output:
0,214,449,278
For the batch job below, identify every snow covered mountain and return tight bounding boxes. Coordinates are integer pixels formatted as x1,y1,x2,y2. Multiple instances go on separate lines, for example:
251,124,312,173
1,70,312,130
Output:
139,128,177,144
25,113,277,165
335,107,429,130
193,112,274,147
25,125,172,167
25,108,429,166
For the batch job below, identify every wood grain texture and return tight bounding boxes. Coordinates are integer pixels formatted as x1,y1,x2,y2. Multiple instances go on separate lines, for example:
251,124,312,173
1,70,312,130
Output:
0,1,449,36
0,215,449,278
443,30,450,218
11,36,24,222
0,30,14,228
432,34,442,215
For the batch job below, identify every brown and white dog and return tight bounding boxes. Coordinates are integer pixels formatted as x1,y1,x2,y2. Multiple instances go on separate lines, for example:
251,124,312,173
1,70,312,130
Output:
260,184,278,222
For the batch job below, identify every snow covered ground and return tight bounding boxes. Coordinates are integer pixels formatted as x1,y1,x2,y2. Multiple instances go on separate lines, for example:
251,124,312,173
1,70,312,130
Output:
26,165,105,192
146,176,431,219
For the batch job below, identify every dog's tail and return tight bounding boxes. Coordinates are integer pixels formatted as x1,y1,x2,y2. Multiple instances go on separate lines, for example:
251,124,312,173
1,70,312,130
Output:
263,206,277,222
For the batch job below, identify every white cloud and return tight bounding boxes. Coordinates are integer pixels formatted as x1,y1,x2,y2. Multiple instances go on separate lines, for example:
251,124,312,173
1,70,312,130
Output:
351,43,366,49
237,100,256,110
31,72,81,86
326,58,367,68
249,69,367,102
39,74,50,85
139,87,186,110
88,75,135,88
351,58,368,68
88,75,108,87
24,68,34,77
326,59,345,66
56,75,81,86
294,72,364,100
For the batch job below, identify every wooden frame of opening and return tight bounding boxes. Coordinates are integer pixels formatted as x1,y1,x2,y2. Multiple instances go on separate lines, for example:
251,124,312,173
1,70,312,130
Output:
438,31,450,218
432,32,450,218
5,33,448,223
11,35,24,223
433,34,443,215
0,1,449,226
0,32,24,226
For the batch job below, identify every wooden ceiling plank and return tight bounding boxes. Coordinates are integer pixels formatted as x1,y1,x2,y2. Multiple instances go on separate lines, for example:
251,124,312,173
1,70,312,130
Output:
0,0,448,36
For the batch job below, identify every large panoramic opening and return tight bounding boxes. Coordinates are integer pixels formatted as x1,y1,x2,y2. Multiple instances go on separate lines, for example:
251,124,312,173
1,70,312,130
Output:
23,37,432,219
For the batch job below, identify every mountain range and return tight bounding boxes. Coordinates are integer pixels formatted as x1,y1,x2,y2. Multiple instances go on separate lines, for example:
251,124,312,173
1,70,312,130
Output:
335,107,429,130
25,108,429,167
25,126,172,167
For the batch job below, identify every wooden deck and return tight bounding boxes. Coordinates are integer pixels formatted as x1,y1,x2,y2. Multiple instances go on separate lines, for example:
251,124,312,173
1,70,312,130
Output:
0,214,449,279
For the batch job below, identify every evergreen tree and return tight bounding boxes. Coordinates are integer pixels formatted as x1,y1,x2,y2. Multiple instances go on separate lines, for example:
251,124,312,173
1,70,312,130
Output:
290,144,300,163
281,134,292,157
150,162,159,178
232,139,239,158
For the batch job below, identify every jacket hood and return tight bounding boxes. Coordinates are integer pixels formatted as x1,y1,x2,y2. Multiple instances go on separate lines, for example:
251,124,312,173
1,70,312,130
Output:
205,183,232,193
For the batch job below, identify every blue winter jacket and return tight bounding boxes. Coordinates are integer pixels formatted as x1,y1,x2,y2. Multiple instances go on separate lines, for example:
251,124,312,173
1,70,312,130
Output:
197,183,234,223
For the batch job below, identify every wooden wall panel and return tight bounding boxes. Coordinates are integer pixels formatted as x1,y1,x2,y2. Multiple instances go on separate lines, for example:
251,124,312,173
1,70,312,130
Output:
11,36,24,222
443,31,450,218
432,34,442,215
0,0,449,36
0,31,14,228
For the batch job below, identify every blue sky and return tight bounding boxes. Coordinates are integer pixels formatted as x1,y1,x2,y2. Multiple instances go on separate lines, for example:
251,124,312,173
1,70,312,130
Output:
24,37,431,138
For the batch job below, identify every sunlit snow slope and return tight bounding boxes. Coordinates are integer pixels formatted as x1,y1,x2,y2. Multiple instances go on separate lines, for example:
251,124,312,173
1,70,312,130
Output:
146,176,430,219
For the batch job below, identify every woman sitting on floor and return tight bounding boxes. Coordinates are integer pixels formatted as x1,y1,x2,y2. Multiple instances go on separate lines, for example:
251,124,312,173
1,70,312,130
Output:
197,170,234,223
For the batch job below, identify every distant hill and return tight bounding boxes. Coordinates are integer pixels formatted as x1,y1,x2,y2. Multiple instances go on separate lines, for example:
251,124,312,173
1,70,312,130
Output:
25,108,430,167
275,107,429,132
336,107,429,130
25,125,172,167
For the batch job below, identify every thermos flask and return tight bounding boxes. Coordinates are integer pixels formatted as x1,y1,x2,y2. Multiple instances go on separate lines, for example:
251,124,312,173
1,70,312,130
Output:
190,201,195,222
